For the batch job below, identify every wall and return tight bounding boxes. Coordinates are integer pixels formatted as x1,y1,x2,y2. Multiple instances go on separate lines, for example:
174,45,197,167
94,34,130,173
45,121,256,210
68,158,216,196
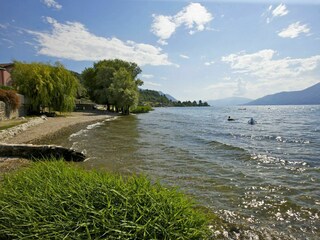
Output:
0,101,5,121
0,68,13,86
0,94,26,120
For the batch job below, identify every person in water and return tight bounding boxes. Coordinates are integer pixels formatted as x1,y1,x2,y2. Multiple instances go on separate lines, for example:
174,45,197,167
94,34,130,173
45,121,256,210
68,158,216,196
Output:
228,116,235,121
248,117,256,125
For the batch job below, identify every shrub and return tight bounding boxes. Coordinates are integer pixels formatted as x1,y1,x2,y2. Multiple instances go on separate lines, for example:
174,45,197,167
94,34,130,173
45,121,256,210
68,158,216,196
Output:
0,160,210,239
131,105,153,114
0,89,20,112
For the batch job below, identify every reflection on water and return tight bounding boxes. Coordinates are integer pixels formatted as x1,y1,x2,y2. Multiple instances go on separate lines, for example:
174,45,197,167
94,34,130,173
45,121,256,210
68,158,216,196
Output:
47,106,320,239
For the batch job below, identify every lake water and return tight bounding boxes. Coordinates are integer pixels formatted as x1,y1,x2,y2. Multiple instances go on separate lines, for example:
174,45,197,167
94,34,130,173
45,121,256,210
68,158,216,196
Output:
52,106,320,239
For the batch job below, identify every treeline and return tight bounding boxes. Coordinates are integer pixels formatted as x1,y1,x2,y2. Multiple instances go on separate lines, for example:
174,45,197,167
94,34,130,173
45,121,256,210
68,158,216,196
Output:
9,60,208,116
139,89,209,107
10,60,142,115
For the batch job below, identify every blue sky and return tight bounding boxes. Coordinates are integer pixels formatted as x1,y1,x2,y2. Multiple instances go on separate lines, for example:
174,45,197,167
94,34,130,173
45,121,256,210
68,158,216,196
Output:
1,0,320,101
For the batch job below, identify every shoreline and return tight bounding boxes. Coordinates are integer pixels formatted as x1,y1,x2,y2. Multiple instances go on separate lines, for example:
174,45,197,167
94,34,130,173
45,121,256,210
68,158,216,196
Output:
0,110,119,172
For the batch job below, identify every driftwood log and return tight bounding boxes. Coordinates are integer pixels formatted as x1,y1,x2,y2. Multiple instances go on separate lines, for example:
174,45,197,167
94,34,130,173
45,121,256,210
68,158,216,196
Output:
0,144,86,162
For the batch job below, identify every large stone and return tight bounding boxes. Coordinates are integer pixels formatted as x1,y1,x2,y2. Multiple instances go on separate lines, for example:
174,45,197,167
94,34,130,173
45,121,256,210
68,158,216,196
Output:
0,144,86,162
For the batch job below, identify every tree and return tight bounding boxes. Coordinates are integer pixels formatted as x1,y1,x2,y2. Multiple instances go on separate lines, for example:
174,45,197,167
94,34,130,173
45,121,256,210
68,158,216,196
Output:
11,61,78,114
82,59,143,114
108,68,140,114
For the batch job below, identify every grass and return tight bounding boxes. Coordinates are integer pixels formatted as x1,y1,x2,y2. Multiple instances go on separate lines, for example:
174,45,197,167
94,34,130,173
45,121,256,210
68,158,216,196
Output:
0,160,212,239
0,119,28,131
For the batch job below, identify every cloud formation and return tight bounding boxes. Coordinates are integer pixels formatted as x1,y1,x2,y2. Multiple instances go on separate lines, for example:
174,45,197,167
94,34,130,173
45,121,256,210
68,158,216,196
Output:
222,49,320,80
180,54,190,59
27,17,173,66
264,3,288,24
141,74,154,79
272,3,289,17
278,21,310,38
42,0,62,10
151,3,213,45
204,60,215,66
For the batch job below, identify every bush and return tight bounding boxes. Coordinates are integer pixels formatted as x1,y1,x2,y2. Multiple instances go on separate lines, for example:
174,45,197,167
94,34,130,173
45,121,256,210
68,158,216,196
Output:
131,105,153,114
0,89,20,112
0,160,210,239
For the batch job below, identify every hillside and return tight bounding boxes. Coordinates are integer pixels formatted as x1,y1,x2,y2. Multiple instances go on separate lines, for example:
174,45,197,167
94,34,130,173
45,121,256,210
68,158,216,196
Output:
139,89,209,107
247,82,320,105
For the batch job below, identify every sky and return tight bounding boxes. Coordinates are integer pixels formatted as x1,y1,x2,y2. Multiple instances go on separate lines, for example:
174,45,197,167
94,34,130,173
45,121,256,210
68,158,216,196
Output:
1,0,320,101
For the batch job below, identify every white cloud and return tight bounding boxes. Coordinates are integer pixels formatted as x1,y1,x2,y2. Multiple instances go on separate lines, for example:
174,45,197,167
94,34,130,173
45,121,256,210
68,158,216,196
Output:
180,54,190,59
220,49,320,98
26,17,173,66
206,77,247,98
263,3,288,24
278,21,310,38
143,81,162,87
204,61,215,66
151,15,176,45
141,74,154,79
222,49,320,80
272,3,289,17
0,23,7,29
151,3,213,45
42,0,62,10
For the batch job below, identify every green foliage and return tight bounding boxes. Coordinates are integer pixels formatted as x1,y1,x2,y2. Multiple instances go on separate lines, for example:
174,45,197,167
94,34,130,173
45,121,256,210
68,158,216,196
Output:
11,61,79,113
0,89,20,112
139,89,210,107
0,86,15,91
139,89,172,107
81,59,143,115
131,105,153,113
174,100,210,107
0,160,210,239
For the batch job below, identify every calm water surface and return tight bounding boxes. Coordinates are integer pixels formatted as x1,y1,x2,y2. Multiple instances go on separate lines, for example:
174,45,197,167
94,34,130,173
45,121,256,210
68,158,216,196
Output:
52,106,320,239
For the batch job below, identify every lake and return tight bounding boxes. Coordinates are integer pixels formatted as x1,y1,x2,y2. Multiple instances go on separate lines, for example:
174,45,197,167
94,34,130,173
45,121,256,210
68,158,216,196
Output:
51,106,320,239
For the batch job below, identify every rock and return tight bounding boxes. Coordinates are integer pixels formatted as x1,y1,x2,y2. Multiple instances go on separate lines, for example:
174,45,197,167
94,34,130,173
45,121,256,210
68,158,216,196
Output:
0,144,86,162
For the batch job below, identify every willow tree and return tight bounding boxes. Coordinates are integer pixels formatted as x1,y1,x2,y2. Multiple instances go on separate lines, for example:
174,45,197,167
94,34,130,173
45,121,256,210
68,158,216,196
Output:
11,61,78,114
82,59,143,114
108,68,141,114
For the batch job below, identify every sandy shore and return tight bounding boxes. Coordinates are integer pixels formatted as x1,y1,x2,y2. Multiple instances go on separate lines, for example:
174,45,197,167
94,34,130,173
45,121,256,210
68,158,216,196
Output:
0,110,118,173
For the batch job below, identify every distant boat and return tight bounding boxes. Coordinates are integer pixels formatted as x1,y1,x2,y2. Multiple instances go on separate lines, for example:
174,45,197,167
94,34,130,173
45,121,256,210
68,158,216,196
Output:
238,108,246,110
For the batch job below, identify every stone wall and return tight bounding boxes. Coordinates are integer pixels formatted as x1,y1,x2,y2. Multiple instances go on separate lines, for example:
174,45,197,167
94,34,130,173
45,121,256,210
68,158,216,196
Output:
0,94,26,120
0,101,5,121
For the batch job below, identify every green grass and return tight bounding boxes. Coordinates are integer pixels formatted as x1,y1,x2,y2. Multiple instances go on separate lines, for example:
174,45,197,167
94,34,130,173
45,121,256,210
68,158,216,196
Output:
0,160,211,239
131,105,153,114
0,119,28,131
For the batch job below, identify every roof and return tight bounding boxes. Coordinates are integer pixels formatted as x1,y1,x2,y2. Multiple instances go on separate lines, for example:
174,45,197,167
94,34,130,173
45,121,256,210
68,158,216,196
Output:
0,63,14,69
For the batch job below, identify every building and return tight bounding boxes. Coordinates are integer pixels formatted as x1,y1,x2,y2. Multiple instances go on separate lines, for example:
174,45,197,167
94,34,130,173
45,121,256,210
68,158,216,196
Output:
0,63,14,86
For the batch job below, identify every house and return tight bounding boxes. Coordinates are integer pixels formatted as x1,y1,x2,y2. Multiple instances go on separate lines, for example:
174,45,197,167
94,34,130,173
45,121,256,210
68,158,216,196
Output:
0,63,14,86
0,63,27,119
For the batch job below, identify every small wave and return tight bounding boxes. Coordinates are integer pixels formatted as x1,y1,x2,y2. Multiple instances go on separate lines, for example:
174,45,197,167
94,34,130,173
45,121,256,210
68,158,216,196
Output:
69,129,88,139
87,121,104,130
207,140,247,152
274,135,310,144
251,153,309,168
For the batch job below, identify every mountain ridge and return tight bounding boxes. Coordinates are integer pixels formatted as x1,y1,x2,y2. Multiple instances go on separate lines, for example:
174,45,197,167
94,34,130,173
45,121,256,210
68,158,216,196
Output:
247,82,320,105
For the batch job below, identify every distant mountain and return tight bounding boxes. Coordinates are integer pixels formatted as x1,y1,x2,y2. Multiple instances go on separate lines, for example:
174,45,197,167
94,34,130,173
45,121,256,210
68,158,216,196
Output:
208,97,252,106
247,82,320,105
158,91,178,102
